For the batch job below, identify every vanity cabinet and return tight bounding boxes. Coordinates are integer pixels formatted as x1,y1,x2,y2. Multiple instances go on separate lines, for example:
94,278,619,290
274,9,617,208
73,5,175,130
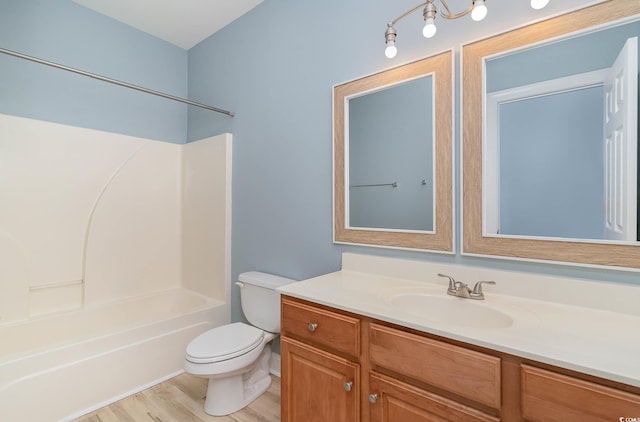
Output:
281,296,640,421
281,296,498,421
281,298,361,422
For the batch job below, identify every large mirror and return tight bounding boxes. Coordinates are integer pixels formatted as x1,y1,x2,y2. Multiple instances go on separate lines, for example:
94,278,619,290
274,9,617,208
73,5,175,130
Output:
334,51,453,251
462,0,640,268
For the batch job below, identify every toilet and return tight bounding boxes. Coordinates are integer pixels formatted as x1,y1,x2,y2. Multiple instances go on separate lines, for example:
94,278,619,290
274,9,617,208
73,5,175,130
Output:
184,271,295,416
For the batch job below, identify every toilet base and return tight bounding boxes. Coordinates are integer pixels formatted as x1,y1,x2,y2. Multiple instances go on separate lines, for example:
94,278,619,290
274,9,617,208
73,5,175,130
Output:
203,343,273,416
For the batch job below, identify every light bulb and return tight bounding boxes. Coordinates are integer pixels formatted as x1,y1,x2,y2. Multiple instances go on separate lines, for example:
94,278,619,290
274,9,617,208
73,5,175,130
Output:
530,0,549,9
471,0,487,21
385,42,397,59
422,17,437,38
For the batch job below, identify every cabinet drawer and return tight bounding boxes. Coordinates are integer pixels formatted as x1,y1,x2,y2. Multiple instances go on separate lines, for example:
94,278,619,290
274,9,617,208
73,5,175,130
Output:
521,365,640,421
369,323,501,409
282,297,360,357
369,372,499,422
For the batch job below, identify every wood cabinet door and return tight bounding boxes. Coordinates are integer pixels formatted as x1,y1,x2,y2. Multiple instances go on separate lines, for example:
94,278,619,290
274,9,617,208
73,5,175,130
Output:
281,337,360,422
522,365,640,422
369,372,499,422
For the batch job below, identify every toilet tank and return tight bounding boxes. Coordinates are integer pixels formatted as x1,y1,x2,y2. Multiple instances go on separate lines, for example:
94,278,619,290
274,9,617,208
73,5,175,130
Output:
237,271,295,333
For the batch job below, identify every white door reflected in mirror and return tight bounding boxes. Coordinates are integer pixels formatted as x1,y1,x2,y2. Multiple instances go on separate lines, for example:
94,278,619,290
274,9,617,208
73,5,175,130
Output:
484,25,638,243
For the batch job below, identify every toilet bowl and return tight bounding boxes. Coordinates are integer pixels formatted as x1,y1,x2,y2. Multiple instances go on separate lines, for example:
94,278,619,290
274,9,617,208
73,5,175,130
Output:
184,271,295,416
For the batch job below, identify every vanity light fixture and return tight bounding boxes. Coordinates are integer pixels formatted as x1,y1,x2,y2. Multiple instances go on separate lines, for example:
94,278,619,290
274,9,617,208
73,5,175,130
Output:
384,0,550,58
384,0,488,58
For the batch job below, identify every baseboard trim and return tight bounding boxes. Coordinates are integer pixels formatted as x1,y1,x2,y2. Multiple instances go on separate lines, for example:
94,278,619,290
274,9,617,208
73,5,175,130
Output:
269,352,281,377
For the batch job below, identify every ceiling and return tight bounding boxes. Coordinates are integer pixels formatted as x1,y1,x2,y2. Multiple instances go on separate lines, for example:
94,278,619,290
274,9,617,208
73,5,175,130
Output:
73,0,263,50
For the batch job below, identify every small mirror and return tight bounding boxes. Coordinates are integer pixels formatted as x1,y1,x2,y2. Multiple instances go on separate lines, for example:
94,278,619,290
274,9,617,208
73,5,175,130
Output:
463,0,640,268
348,75,434,232
334,51,453,251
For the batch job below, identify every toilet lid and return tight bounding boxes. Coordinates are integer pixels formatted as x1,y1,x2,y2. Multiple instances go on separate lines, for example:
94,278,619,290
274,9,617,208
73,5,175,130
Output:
185,322,264,364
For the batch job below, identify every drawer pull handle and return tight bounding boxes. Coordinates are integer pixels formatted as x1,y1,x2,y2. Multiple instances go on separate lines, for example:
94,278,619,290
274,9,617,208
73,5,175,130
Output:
344,381,353,392
368,393,378,404
308,323,318,332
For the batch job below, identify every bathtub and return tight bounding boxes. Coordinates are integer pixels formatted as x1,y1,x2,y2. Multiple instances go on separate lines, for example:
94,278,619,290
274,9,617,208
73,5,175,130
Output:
0,288,228,422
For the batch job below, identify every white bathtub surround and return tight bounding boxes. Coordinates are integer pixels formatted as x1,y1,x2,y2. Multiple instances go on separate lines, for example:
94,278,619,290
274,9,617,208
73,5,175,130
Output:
182,135,232,303
0,114,231,319
83,140,183,306
278,252,640,388
0,114,232,421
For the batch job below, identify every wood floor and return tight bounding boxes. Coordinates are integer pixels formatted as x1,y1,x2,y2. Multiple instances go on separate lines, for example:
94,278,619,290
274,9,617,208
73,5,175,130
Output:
73,374,281,422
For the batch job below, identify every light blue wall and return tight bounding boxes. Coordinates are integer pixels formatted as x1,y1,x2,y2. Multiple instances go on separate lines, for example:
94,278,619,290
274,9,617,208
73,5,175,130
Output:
0,0,189,143
349,77,434,231
187,0,423,329
499,86,604,239
486,20,640,93
187,0,640,336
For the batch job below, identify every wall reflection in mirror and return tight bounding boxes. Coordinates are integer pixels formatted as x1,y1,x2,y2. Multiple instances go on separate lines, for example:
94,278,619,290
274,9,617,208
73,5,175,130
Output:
484,19,639,243
348,75,434,232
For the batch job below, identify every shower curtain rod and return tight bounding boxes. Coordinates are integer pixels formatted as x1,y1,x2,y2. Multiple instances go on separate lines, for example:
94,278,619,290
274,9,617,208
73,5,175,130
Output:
0,47,234,117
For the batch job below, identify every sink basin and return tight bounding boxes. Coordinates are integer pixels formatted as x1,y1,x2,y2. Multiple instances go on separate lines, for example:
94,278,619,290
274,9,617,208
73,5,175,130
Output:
389,293,513,328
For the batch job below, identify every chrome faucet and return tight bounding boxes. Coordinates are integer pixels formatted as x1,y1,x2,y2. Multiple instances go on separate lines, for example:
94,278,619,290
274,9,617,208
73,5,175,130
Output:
438,273,471,298
438,274,495,300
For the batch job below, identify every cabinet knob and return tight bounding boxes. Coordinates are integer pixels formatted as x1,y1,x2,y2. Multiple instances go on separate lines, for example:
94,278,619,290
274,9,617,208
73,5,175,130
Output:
343,381,353,392
368,393,378,404
308,323,318,332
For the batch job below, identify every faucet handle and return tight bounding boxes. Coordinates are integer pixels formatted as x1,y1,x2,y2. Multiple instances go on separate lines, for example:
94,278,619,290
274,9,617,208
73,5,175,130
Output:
470,281,496,299
438,273,457,291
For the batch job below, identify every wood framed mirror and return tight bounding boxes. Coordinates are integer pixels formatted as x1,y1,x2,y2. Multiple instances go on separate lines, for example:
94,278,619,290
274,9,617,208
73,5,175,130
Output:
334,50,453,252
462,0,640,268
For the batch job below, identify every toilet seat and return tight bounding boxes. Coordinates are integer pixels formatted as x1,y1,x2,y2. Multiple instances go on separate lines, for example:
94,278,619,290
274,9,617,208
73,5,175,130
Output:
185,322,264,364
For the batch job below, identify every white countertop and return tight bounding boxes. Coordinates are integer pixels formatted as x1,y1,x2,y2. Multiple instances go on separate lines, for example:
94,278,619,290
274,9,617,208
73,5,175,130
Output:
277,257,640,388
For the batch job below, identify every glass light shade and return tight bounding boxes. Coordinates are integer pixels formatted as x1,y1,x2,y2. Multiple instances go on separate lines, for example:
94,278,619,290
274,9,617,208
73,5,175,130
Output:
422,18,437,38
530,0,550,9
385,43,397,58
471,1,487,21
